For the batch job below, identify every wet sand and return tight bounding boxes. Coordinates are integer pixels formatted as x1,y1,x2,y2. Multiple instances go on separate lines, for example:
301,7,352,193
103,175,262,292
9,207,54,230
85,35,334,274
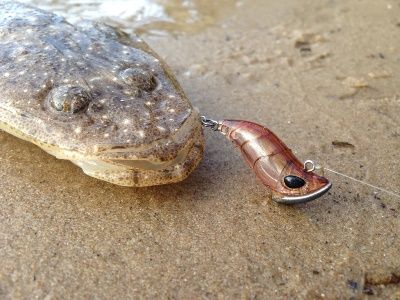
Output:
1,0,400,298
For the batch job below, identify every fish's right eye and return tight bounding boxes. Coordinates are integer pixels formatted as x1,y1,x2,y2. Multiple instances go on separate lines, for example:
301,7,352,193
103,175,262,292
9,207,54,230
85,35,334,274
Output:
119,67,157,92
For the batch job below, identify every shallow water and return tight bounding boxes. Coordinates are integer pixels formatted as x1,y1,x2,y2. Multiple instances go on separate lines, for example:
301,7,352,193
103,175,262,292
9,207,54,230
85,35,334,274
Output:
19,0,240,35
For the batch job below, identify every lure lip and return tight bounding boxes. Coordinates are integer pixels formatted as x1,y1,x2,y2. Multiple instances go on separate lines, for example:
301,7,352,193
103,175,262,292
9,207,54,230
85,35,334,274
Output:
276,182,332,204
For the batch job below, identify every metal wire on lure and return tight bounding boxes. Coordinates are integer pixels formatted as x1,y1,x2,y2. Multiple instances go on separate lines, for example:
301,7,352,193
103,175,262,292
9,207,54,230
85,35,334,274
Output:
302,160,399,198
323,167,400,199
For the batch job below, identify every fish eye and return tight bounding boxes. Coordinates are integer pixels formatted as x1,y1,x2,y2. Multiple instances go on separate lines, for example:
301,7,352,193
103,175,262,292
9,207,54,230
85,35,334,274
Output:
284,175,306,189
120,67,157,92
48,86,92,114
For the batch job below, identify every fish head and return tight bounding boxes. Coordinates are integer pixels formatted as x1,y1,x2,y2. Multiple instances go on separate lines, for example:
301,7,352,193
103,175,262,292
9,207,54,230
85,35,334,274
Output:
0,3,203,186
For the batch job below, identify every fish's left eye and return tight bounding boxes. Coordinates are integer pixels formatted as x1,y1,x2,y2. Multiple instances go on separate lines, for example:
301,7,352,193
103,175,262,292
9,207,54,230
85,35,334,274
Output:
284,175,306,189
48,85,92,114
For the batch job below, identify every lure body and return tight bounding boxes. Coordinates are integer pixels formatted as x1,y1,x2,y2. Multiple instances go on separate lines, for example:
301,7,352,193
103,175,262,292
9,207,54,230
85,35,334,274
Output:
218,120,331,203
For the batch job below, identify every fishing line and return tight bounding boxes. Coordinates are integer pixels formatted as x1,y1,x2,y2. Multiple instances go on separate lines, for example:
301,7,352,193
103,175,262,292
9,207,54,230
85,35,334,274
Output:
323,167,400,199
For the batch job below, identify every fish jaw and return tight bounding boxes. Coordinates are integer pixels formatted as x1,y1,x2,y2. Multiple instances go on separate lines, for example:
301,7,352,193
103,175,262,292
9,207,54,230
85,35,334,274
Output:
71,127,204,187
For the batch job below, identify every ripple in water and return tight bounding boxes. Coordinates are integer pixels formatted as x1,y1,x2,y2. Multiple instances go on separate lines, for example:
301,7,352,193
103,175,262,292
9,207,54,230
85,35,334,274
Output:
18,0,241,35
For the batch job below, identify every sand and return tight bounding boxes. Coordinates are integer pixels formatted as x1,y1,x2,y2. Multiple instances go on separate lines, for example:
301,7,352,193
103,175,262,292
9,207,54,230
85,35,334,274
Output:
1,0,399,298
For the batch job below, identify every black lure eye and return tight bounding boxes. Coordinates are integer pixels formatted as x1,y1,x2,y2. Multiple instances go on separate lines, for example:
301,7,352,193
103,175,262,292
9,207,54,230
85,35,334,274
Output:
284,175,306,189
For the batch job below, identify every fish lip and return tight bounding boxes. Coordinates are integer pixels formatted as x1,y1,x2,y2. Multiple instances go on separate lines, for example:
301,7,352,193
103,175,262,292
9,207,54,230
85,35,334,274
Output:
276,182,332,204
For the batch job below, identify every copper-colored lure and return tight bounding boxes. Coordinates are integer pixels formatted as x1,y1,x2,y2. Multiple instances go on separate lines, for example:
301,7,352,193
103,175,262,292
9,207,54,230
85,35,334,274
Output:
202,117,332,204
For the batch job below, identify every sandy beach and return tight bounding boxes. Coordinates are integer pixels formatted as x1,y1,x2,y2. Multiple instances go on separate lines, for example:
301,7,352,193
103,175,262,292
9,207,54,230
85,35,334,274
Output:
1,0,399,298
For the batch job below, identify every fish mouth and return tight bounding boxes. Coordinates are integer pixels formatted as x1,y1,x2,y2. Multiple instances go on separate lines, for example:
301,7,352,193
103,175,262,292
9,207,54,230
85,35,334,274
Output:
70,143,189,171
275,182,332,204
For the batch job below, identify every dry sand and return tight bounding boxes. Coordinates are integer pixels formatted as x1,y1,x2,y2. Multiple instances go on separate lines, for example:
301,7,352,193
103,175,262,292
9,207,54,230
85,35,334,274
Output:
1,0,400,298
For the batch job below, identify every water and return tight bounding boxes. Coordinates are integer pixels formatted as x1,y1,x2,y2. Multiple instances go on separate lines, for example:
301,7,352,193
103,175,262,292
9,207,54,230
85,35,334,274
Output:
19,0,241,35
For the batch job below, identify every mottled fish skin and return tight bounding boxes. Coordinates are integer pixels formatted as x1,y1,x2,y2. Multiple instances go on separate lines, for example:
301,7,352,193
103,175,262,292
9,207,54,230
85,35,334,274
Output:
0,1,204,186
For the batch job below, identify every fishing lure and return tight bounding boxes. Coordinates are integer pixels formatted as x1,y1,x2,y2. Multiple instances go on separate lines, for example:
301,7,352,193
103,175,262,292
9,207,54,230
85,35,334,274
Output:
201,116,332,204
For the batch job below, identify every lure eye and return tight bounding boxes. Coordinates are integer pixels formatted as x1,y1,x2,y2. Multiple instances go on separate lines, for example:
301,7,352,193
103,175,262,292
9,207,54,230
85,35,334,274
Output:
48,86,92,114
284,175,306,189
